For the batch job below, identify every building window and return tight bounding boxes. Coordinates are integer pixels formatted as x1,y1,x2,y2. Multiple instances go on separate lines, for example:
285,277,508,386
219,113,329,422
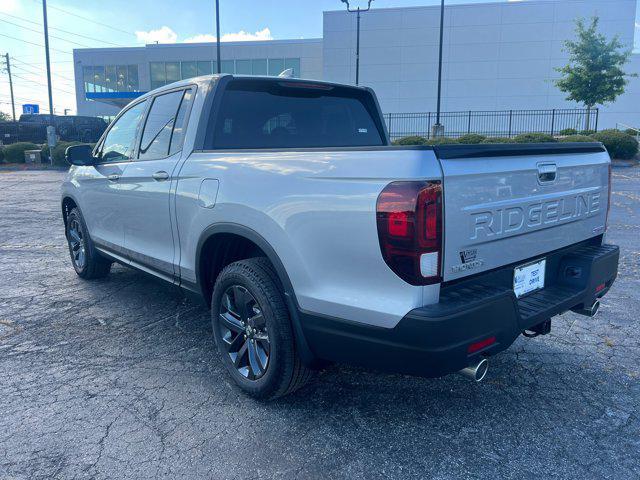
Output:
83,64,141,94
198,61,213,76
267,58,284,77
235,59,251,75
252,59,267,76
148,58,301,89
150,62,166,90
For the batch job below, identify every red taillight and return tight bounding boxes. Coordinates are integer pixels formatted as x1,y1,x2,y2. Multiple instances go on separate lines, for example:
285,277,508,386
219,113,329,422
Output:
376,181,443,285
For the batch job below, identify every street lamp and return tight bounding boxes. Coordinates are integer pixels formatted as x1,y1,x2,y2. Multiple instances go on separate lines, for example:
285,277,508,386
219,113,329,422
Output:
341,0,373,86
215,0,221,74
432,0,445,137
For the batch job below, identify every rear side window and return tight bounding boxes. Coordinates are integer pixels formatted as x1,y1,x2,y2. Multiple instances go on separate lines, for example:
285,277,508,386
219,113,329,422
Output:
209,80,385,149
138,88,193,160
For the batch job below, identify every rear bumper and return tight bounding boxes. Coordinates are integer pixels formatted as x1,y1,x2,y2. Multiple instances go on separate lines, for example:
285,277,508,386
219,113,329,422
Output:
300,242,619,378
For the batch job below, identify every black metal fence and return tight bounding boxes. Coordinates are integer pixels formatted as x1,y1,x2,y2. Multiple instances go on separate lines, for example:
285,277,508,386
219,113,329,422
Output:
383,108,599,140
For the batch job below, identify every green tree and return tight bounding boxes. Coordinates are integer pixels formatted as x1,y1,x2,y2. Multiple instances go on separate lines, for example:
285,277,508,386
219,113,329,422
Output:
0,111,11,122
555,17,636,129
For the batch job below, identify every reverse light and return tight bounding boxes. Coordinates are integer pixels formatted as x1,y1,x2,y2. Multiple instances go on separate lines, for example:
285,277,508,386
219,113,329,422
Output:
376,181,443,285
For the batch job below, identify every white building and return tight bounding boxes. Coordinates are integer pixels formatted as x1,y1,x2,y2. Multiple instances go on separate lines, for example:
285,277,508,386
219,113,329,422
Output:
73,0,639,131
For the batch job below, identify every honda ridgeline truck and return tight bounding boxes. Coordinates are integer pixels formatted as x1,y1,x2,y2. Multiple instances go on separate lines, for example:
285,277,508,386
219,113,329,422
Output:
62,75,619,399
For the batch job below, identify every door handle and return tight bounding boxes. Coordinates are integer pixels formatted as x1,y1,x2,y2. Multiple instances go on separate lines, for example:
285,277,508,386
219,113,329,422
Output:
152,171,170,181
107,174,120,182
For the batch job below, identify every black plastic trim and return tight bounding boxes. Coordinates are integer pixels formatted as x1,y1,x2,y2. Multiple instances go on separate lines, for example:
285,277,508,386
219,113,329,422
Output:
300,243,619,378
434,142,606,159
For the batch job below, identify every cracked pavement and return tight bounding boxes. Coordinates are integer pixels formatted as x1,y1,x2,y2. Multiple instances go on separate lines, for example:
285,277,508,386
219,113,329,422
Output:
0,169,638,480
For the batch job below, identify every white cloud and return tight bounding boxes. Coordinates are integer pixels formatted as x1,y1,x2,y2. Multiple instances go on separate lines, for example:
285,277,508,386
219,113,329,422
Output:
135,26,178,44
184,28,273,43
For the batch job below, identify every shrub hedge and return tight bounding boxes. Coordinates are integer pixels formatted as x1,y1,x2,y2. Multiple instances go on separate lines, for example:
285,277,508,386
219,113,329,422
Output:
559,128,578,136
456,134,486,144
2,142,41,163
558,135,596,143
512,133,557,143
425,137,459,145
41,141,83,166
481,137,513,143
592,130,639,160
392,136,428,146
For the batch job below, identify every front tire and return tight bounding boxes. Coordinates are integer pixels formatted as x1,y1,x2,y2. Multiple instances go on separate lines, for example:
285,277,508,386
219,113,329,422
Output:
65,207,111,279
211,257,313,399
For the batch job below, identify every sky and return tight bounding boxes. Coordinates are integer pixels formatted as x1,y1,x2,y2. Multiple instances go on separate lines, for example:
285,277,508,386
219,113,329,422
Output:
1,0,639,118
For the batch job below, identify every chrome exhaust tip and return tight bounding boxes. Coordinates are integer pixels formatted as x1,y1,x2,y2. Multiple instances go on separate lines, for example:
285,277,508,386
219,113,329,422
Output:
459,358,489,382
571,299,600,318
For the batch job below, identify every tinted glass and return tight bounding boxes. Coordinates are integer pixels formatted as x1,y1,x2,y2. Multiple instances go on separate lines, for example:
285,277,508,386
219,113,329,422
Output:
150,62,165,90
127,65,139,91
221,60,235,74
268,58,284,76
252,59,267,75
101,101,147,162
169,89,194,155
284,58,300,78
166,62,180,83
181,61,197,80
139,90,184,160
236,59,251,75
211,80,385,149
198,61,213,76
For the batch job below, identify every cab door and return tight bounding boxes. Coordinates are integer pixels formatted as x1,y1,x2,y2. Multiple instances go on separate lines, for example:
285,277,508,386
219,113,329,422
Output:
79,100,148,255
117,87,195,280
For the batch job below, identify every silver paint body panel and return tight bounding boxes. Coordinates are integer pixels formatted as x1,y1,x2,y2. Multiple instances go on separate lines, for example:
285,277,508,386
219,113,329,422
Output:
62,74,610,329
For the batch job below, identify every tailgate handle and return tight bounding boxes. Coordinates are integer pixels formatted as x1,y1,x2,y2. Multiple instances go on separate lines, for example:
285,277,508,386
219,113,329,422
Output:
537,163,557,183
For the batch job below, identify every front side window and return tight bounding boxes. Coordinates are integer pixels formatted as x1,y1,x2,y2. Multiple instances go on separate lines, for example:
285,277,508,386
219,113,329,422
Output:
138,88,194,160
100,100,148,162
210,80,385,149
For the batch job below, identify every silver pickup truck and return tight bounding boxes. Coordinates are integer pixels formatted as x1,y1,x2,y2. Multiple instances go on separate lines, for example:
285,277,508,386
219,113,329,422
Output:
62,75,619,399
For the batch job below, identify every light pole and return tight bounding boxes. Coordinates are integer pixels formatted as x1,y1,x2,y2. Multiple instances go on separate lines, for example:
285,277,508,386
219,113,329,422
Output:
341,0,373,86
42,0,56,163
215,0,221,74
432,0,445,137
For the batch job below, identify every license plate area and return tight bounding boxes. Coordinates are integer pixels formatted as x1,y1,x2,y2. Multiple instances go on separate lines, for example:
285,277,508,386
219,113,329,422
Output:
513,259,546,298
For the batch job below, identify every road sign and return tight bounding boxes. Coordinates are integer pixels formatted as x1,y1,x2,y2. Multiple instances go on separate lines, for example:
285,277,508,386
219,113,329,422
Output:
22,104,40,114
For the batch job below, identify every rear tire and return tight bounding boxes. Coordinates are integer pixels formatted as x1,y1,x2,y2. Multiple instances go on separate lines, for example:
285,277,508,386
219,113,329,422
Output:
211,257,313,399
65,207,111,279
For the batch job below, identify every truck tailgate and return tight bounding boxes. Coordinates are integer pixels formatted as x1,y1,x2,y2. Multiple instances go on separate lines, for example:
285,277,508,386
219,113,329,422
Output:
435,143,610,282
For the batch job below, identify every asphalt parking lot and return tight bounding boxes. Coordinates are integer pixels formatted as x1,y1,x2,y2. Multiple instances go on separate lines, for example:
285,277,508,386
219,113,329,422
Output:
0,168,638,480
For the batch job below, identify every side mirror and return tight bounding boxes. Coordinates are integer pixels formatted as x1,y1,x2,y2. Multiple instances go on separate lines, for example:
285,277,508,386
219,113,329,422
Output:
65,144,96,166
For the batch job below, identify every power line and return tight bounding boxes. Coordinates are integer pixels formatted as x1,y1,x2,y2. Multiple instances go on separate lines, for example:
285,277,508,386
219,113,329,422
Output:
0,11,126,47
10,73,76,96
41,1,136,38
0,33,72,55
0,17,93,48
11,60,76,83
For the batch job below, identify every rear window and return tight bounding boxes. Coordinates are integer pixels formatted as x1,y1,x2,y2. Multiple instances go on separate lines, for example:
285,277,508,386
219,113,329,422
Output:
208,80,386,149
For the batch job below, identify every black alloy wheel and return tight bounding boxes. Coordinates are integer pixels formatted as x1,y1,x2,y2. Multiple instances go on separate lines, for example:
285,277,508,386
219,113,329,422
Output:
218,285,270,380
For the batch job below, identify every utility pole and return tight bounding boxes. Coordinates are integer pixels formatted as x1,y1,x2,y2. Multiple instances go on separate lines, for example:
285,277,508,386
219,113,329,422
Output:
3,53,16,121
341,0,374,86
42,0,56,163
215,0,221,73
432,0,445,138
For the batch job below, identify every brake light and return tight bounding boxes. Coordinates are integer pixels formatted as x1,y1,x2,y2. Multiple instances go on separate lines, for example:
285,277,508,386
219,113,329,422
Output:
376,181,443,285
